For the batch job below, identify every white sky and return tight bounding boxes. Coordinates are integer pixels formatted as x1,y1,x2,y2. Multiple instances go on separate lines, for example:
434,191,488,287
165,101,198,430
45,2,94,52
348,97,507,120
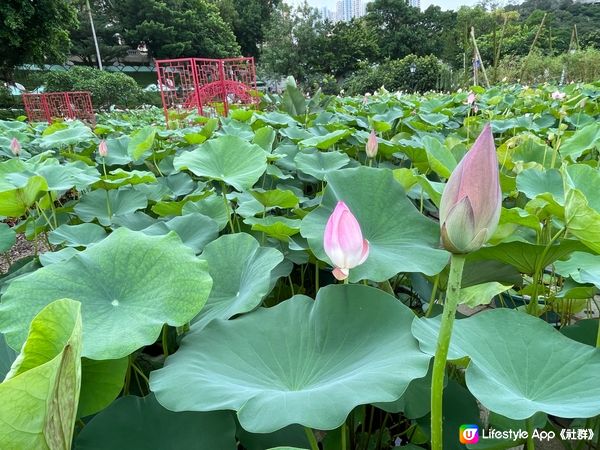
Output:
286,0,480,11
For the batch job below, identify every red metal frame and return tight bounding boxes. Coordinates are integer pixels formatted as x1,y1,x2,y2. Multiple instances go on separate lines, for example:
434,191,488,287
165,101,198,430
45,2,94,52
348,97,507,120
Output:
155,57,258,123
22,92,95,125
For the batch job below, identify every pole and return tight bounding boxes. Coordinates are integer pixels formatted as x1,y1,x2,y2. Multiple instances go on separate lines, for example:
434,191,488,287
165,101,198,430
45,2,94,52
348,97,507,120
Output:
86,0,103,70
470,27,490,88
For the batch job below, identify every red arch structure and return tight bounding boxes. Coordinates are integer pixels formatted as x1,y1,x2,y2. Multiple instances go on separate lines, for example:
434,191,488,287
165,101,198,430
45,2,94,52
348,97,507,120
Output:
155,57,258,124
22,92,95,125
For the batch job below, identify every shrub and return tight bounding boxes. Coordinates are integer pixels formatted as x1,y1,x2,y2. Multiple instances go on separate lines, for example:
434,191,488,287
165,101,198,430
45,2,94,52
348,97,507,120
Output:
496,48,600,85
342,55,449,95
44,67,142,108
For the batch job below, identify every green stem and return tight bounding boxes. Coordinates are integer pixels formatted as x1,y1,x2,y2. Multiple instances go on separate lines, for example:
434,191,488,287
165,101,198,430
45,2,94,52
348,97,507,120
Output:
341,422,347,450
526,417,535,450
220,182,235,234
315,261,320,295
304,427,319,450
430,253,466,450
368,158,373,167
162,324,169,357
426,274,440,317
596,315,600,348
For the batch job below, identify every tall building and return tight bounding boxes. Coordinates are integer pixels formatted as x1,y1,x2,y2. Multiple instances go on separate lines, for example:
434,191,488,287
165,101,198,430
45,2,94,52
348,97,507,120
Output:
335,0,367,22
319,6,334,21
407,0,420,9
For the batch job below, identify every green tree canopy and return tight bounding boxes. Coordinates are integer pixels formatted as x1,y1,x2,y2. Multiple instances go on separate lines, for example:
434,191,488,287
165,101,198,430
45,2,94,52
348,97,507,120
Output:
214,0,280,57
0,0,78,79
113,0,240,59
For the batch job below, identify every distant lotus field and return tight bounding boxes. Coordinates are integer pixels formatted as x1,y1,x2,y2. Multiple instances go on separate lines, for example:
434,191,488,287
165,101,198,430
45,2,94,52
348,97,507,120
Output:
0,80,599,450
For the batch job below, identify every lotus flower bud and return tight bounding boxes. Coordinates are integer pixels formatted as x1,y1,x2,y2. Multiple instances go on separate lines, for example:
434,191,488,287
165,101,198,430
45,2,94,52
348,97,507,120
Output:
98,140,108,157
323,201,370,281
10,138,20,156
467,92,476,105
439,124,501,254
551,91,565,101
366,130,378,158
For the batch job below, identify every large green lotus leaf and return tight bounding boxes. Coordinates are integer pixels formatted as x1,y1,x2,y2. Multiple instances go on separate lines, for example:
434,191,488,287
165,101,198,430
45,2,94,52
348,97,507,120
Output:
37,124,96,148
99,136,132,165
294,150,350,181
0,332,16,379
0,228,212,359
94,169,156,190
151,284,431,433
0,223,16,253
565,164,600,213
49,223,108,248
173,135,267,191
0,298,82,449
516,168,563,202
78,357,128,418
245,216,302,241
421,135,456,178
559,122,600,160
127,126,156,161
555,251,600,287
564,189,600,253
0,164,49,216
192,233,284,330
35,162,100,192
251,188,299,208
459,282,512,307
299,129,352,150
182,193,230,231
470,240,588,274
301,167,449,282
412,309,600,420
253,125,276,152
142,213,219,254
74,188,148,226
75,394,236,450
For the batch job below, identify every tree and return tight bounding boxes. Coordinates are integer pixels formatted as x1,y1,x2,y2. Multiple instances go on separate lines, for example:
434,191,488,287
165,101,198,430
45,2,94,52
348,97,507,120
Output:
113,0,240,59
214,0,281,57
261,2,327,82
365,0,423,59
0,0,78,80
69,0,129,67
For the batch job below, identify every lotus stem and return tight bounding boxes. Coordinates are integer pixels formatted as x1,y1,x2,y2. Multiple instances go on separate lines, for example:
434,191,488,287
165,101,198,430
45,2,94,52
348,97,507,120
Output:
341,422,347,450
220,182,235,234
304,427,319,450
430,253,466,450
526,417,535,450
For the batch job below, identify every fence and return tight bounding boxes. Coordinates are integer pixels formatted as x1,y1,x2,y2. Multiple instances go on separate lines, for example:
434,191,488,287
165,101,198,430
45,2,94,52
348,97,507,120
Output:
22,92,95,124
155,57,258,123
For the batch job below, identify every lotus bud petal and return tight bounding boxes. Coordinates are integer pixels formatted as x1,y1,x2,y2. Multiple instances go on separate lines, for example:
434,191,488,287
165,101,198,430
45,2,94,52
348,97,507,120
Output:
10,138,21,156
323,201,369,281
98,140,109,157
551,91,565,100
366,130,378,158
467,92,476,105
439,124,501,254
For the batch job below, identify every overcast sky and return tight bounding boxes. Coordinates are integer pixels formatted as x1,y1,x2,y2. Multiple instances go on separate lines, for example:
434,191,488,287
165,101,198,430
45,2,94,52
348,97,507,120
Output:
286,0,480,11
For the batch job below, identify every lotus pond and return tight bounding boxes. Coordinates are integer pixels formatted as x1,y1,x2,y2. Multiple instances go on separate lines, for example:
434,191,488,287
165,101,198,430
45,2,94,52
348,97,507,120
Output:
1,81,600,450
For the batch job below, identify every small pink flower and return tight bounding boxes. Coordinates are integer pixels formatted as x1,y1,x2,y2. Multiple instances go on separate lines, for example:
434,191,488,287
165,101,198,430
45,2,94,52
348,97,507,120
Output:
366,130,378,158
551,91,565,101
10,138,20,156
98,140,108,157
467,92,476,105
439,124,501,254
323,201,369,281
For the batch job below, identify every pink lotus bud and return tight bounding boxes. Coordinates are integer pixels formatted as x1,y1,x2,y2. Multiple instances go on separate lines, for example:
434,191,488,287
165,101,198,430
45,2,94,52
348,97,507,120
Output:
366,130,378,158
98,140,108,157
439,124,501,254
323,201,370,281
10,138,20,156
467,92,476,105
551,91,565,101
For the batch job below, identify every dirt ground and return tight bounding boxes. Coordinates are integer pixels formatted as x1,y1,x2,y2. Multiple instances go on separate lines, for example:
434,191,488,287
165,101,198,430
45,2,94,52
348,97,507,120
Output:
0,233,49,274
